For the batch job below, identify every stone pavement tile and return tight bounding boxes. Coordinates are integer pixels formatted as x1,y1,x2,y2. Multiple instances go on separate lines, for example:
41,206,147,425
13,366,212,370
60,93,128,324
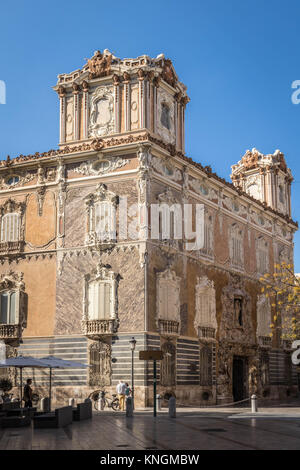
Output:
1,412,300,450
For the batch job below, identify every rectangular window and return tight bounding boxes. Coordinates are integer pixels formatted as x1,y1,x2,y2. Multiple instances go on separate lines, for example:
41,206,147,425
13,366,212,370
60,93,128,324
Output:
88,281,112,320
1,213,20,243
0,292,17,324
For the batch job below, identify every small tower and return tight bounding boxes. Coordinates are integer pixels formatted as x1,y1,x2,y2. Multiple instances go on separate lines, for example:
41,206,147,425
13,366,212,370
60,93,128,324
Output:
53,49,189,153
231,148,293,217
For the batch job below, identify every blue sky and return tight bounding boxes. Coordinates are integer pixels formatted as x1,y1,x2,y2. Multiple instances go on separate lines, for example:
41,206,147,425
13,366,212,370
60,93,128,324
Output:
0,0,299,269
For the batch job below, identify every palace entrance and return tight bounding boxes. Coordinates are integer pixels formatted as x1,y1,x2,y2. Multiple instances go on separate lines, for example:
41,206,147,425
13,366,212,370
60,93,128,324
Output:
232,356,247,402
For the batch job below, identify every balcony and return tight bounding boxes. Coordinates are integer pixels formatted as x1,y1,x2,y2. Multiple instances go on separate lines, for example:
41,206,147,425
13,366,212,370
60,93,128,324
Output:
82,319,118,338
258,336,272,348
0,324,22,343
0,241,24,256
157,319,179,336
198,326,216,341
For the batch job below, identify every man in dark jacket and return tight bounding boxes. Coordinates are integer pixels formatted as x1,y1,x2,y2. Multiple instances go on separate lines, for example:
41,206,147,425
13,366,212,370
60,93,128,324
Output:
23,378,33,408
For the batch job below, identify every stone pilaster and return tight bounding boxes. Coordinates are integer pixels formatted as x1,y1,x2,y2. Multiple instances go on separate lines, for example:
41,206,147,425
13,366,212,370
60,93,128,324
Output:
72,83,80,141
82,81,89,139
138,69,146,129
123,72,131,132
113,74,121,134
58,86,66,144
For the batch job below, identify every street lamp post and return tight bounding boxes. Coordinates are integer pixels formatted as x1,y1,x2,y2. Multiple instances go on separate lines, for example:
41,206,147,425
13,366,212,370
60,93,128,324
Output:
129,336,137,409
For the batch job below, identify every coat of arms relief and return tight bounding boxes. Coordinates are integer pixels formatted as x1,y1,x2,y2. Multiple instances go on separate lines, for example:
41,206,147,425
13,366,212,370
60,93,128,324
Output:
89,86,115,138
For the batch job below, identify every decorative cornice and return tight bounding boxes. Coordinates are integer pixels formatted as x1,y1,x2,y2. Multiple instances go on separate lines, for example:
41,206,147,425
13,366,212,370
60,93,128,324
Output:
0,135,297,227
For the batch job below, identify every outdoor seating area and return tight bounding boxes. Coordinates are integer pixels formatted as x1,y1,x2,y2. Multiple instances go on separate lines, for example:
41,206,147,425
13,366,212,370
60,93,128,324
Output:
0,354,91,430
0,400,92,429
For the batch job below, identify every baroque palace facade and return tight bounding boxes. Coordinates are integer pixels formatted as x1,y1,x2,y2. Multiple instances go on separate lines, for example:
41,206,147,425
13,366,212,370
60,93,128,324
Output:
0,49,298,406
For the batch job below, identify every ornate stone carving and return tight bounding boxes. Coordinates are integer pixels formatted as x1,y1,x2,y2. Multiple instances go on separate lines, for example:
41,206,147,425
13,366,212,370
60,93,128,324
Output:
161,59,177,88
156,88,175,144
0,271,25,291
89,86,114,138
36,186,46,216
88,340,112,387
152,156,182,181
73,155,129,176
87,50,112,79
0,169,36,190
220,276,254,344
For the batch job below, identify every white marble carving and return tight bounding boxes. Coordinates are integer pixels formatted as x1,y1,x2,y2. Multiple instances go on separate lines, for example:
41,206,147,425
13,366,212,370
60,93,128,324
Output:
152,156,182,182
89,86,114,137
156,88,175,144
74,156,129,176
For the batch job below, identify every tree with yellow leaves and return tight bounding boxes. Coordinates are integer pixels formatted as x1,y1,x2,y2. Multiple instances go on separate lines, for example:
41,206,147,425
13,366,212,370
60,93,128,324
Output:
259,261,300,342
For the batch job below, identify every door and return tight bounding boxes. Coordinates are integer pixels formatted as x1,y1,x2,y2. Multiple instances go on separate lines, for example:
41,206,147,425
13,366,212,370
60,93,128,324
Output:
232,356,245,402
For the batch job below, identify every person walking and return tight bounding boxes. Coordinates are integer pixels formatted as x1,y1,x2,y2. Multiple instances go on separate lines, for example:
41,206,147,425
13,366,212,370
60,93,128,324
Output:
116,380,126,411
125,382,131,400
23,378,33,408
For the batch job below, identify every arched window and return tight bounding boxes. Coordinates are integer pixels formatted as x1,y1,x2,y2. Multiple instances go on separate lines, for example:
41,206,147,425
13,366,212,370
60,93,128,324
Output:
199,346,212,386
160,342,176,386
1,213,20,242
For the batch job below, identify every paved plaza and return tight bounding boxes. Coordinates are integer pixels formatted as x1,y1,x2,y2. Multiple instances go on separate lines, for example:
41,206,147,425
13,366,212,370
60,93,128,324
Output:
0,407,300,450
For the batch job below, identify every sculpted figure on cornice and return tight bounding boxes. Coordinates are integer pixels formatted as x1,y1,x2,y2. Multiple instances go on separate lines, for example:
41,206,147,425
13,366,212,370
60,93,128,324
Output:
73,155,129,177
87,50,113,79
89,86,114,138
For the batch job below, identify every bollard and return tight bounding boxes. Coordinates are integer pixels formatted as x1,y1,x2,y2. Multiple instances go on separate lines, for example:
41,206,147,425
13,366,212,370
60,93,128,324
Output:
41,397,50,412
69,398,75,408
168,396,176,418
126,396,133,417
156,394,162,411
251,394,258,413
